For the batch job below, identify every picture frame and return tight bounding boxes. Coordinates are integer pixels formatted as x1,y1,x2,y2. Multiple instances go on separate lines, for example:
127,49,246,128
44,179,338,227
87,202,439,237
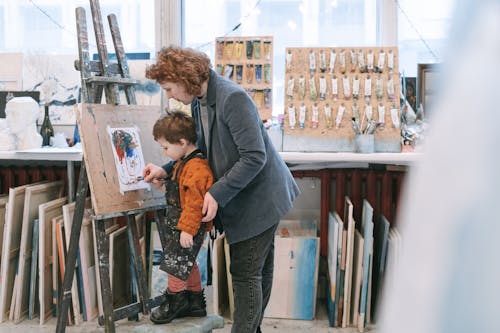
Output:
417,63,440,116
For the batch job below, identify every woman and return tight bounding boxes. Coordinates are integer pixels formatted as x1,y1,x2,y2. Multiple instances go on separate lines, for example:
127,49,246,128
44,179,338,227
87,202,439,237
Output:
143,46,300,333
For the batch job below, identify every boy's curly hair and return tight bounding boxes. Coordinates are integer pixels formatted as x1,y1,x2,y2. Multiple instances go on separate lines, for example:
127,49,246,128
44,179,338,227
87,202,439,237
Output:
152,110,197,145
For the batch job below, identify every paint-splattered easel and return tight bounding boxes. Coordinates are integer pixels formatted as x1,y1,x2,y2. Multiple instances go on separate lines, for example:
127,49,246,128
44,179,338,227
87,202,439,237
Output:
55,1,168,332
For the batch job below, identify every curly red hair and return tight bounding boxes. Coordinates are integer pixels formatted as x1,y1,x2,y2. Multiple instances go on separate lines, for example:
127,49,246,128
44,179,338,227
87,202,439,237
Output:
146,46,211,96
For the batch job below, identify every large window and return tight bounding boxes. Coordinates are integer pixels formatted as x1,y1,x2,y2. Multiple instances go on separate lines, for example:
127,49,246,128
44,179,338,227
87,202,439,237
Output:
397,0,455,76
183,0,378,116
0,0,155,55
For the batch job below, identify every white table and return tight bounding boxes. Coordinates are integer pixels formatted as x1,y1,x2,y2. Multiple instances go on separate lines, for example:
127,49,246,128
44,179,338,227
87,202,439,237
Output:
0,147,83,162
0,148,423,200
279,151,422,170
0,147,83,201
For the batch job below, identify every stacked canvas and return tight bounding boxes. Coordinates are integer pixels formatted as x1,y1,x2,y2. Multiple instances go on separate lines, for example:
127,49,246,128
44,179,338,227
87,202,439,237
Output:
0,181,141,325
326,196,396,332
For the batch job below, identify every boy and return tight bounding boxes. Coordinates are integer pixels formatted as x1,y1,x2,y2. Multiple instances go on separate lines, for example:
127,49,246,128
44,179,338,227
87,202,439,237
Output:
145,111,214,324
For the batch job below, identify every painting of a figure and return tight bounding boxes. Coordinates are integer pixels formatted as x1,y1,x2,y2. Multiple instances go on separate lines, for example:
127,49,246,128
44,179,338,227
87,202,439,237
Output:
107,126,150,194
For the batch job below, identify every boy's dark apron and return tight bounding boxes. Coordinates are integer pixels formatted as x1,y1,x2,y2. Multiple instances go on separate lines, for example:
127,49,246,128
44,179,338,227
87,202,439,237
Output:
159,149,207,281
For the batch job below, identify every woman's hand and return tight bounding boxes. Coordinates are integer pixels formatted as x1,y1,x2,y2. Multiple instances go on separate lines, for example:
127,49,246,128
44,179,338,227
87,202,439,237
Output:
142,163,167,189
180,231,193,248
202,192,218,222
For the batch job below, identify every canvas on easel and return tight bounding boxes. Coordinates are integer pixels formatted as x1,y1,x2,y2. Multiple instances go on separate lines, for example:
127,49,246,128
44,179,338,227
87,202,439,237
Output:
107,126,150,195
77,103,166,217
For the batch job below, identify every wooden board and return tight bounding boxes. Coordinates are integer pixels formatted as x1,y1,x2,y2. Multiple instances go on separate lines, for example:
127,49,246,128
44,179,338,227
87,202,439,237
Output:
109,226,132,309
0,195,8,261
134,213,146,272
212,233,230,319
78,103,166,217
371,214,390,320
333,214,344,327
214,36,274,120
342,196,355,327
350,229,364,326
38,197,67,324
28,219,39,320
326,212,339,327
223,237,234,321
0,182,47,322
358,200,374,331
9,274,18,321
0,185,29,322
13,180,64,323
78,216,98,321
337,228,347,326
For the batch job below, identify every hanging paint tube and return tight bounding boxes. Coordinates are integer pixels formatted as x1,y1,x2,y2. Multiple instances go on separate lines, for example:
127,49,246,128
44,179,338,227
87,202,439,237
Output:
336,103,346,129
288,104,296,129
324,104,333,128
299,103,306,128
311,103,319,128
378,103,386,130
329,49,336,73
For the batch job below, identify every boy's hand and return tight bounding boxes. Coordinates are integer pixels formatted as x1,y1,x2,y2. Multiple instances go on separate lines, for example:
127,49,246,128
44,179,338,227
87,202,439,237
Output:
180,231,193,248
142,163,167,189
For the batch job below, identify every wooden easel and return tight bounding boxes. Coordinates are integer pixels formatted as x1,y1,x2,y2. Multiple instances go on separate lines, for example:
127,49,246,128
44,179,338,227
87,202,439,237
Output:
55,1,168,332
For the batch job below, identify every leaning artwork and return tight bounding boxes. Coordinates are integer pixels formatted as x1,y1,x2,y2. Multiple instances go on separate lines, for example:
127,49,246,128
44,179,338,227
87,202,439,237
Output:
107,126,150,194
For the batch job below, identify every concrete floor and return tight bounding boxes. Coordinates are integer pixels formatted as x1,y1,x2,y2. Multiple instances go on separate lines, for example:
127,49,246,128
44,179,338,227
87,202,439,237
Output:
0,286,375,332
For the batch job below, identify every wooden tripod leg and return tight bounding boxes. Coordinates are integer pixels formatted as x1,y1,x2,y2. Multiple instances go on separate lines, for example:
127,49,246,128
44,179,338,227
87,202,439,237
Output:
108,13,137,105
95,219,115,333
55,161,88,333
76,7,103,104
89,0,119,104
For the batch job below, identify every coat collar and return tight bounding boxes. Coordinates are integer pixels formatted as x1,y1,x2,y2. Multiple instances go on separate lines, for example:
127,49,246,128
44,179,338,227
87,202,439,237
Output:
206,69,217,108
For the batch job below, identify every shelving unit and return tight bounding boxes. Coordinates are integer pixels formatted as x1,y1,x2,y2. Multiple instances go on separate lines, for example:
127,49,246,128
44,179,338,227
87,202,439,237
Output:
214,36,273,121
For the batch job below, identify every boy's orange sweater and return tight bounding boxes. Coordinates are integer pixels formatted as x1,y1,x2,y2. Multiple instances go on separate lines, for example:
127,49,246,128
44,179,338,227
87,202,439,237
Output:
172,157,214,235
